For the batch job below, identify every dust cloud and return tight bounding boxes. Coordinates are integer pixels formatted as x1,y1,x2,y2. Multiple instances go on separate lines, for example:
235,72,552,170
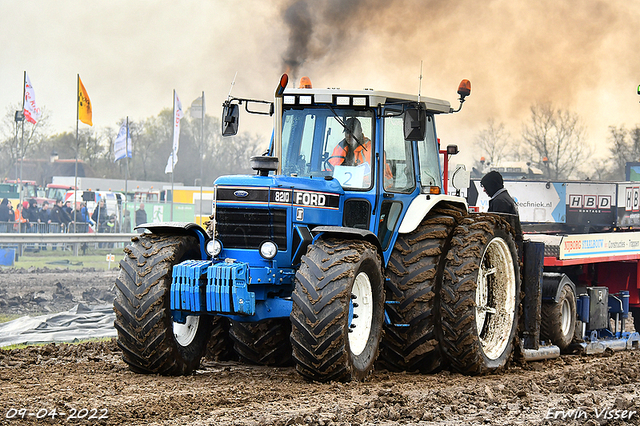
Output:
278,0,640,163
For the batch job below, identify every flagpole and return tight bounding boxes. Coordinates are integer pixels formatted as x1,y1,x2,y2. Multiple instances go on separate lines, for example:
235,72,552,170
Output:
124,116,129,231
74,74,79,233
18,71,26,233
199,91,204,224
170,90,175,221
19,72,25,202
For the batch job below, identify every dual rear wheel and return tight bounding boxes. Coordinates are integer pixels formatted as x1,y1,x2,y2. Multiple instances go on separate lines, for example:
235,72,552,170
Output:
439,215,521,374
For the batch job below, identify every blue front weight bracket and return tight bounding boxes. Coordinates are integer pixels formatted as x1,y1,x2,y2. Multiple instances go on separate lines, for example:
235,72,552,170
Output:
170,260,210,312
207,261,255,315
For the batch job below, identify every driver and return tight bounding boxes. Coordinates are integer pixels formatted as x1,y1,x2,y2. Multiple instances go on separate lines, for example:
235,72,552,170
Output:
329,118,393,186
329,117,371,168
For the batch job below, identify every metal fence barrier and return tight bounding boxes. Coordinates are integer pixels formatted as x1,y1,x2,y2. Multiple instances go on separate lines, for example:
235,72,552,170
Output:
0,232,138,256
0,221,94,234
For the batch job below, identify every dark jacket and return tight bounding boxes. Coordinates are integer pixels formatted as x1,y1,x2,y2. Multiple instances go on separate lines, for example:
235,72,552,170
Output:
0,199,10,222
39,208,50,223
24,205,39,223
50,204,72,225
135,208,148,226
488,188,518,215
92,204,108,227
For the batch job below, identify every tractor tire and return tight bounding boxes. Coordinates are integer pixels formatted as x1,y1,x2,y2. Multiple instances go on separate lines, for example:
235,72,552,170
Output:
114,234,212,375
541,284,577,351
377,207,462,373
205,317,237,361
291,238,385,382
229,319,293,366
440,215,520,375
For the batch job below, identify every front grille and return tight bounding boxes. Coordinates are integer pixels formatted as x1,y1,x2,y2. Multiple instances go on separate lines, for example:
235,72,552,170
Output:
215,207,287,250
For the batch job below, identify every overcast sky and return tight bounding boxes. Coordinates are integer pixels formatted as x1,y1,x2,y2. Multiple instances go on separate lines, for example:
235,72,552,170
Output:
2,0,639,169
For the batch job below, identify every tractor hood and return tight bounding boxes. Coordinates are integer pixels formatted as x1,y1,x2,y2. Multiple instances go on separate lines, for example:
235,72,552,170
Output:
214,174,346,201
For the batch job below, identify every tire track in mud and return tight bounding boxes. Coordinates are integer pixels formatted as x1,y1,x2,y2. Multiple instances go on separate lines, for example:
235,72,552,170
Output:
0,339,639,426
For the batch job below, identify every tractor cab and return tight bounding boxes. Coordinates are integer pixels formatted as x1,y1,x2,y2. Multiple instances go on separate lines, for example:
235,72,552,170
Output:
218,75,470,264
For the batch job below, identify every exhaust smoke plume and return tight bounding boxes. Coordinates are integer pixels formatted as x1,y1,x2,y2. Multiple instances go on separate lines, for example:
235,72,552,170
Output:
279,0,639,138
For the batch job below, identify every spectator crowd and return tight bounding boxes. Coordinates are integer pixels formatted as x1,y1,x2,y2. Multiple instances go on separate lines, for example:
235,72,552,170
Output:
0,197,118,233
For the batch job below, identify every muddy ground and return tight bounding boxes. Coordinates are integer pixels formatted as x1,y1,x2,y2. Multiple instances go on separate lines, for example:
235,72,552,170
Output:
0,269,639,425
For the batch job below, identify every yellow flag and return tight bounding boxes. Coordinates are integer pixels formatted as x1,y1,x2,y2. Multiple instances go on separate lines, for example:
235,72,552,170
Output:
78,76,92,126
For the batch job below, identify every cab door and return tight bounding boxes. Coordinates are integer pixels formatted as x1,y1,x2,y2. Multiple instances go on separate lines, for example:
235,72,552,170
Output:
375,111,420,262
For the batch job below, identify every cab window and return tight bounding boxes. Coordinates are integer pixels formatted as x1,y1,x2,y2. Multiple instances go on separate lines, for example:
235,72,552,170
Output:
383,115,415,193
417,116,442,189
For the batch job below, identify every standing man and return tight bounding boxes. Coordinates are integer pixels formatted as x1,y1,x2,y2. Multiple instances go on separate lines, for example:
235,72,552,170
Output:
135,203,147,227
480,170,518,215
92,199,108,233
39,201,51,224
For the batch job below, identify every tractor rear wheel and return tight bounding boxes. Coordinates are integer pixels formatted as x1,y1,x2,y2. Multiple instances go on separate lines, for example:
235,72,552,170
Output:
291,238,384,382
229,319,293,366
378,207,461,373
114,234,212,375
440,215,520,375
206,317,237,361
541,284,577,351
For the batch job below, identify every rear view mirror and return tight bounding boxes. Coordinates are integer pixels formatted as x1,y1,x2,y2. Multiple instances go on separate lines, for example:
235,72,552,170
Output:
222,103,239,136
404,108,426,141
451,164,470,192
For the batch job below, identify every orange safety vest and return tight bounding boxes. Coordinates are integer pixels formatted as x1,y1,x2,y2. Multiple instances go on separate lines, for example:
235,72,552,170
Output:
15,208,26,223
330,137,393,183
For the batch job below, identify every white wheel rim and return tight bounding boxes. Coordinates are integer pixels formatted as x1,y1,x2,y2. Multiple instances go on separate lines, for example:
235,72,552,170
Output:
561,297,571,336
475,237,516,360
173,315,199,347
349,271,373,356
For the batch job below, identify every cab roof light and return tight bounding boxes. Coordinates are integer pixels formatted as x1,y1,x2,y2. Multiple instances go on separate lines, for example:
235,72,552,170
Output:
336,96,350,106
283,95,296,105
299,77,312,89
457,79,471,98
352,97,367,106
429,186,441,195
299,95,312,105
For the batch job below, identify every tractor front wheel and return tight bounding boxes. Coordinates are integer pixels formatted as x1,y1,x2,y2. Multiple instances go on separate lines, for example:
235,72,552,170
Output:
290,238,384,382
114,234,211,375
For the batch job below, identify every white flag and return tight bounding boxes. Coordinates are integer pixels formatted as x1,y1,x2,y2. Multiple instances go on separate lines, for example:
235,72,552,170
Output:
114,122,132,162
164,151,178,174
23,73,42,124
165,91,183,173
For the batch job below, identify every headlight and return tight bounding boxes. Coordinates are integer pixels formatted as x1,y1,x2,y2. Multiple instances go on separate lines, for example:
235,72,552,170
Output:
206,239,222,257
259,241,278,259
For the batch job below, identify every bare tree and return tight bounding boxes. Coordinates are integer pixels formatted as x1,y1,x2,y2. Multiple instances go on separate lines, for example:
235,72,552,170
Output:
475,119,511,167
521,103,591,180
595,125,640,180
0,103,50,179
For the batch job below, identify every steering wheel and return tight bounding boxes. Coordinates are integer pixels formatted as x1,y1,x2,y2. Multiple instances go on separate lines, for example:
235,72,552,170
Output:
324,155,345,172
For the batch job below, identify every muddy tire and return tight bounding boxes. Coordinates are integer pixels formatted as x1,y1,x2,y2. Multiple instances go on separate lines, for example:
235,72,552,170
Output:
440,215,520,375
378,208,461,373
206,317,237,361
114,234,211,375
229,319,293,366
541,284,577,351
291,238,385,382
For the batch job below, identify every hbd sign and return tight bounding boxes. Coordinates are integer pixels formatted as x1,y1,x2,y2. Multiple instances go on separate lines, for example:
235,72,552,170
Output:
569,194,611,210
625,187,640,212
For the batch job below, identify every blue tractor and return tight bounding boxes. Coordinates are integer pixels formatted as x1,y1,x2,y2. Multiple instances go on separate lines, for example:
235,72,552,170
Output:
114,75,524,381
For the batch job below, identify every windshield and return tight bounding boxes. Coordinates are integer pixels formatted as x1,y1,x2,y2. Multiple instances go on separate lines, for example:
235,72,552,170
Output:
281,108,374,190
